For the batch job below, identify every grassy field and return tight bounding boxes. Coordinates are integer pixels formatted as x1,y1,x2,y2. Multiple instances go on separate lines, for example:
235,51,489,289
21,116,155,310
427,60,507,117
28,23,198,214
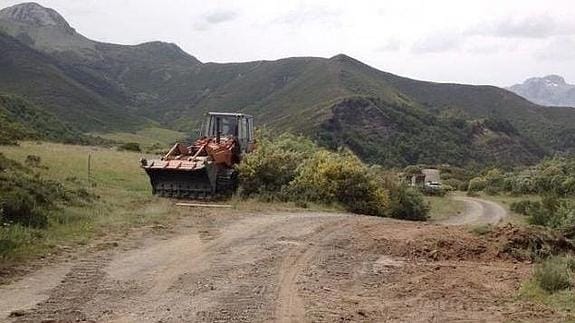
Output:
425,194,466,221
0,142,189,262
95,127,186,147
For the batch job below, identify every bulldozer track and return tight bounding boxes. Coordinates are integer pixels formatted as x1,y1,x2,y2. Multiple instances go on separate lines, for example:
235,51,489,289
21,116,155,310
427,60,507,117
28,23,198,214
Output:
154,169,238,200
13,254,112,322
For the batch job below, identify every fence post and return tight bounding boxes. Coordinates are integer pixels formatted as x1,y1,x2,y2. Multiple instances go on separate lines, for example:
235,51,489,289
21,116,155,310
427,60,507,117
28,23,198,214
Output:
88,153,92,186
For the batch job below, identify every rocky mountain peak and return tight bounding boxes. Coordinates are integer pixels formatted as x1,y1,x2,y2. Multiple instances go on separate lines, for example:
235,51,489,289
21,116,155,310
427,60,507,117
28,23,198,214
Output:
524,75,566,87
0,3,71,29
329,53,356,63
508,75,575,107
544,75,565,85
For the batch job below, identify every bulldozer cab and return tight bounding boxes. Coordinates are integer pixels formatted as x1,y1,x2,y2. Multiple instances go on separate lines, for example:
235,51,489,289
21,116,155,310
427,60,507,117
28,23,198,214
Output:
203,112,254,153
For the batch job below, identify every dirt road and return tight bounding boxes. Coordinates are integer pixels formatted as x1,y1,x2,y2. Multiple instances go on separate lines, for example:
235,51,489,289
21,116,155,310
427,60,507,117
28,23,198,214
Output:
0,207,555,322
439,195,509,225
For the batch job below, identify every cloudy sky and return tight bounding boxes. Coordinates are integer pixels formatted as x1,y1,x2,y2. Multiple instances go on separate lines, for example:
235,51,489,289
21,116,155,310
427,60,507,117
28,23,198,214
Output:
1,0,574,86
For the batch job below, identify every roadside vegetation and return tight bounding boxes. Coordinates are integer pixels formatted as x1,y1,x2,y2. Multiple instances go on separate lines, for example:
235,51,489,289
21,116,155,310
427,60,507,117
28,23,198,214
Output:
467,157,575,196
520,255,575,316
0,153,94,228
237,132,429,220
510,196,575,229
459,156,575,317
463,157,575,230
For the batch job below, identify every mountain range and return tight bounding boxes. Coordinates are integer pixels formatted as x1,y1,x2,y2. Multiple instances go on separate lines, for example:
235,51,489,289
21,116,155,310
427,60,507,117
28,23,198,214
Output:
1,2,575,167
508,75,575,108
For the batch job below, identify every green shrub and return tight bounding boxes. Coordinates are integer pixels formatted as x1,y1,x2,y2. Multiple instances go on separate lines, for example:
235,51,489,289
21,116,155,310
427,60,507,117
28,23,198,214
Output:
458,180,470,191
524,196,575,229
563,177,575,195
510,200,539,215
484,185,500,196
534,256,573,293
238,133,430,220
118,142,141,152
469,224,493,236
289,150,389,216
484,169,505,193
566,256,575,272
468,177,487,192
388,185,429,221
442,178,464,191
0,155,94,228
528,204,548,227
238,133,314,197
0,153,24,172
508,176,536,195
0,190,47,228
24,155,42,168
494,157,575,196
0,224,37,259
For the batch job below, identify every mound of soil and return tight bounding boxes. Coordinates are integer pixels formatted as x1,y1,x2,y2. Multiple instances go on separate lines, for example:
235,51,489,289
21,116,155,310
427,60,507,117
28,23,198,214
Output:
490,224,575,261
361,224,497,261
357,220,575,263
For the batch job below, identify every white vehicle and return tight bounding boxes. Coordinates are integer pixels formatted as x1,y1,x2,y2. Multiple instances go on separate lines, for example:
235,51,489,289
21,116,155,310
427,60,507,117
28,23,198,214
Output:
423,181,445,195
425,181,442,188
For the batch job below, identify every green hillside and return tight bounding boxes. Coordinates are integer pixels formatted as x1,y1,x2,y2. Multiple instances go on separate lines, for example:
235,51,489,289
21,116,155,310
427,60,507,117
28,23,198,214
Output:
316,96,545,167
0,31,148,132
382,73,575,152
0,94,98,145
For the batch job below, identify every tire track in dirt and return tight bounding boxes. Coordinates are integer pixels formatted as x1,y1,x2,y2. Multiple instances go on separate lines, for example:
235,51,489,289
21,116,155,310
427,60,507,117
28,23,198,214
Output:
13,254,113,322
276,220,350,322
103,214,298,322
190,214,349,322
0,263,72,319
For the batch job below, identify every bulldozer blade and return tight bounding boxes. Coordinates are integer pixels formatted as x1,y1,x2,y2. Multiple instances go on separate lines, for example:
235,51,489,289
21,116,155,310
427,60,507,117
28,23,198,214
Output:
144,166,216,199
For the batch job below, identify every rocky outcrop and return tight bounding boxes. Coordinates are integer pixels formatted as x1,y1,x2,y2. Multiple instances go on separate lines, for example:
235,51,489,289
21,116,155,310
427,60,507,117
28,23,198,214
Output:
0,2,72,30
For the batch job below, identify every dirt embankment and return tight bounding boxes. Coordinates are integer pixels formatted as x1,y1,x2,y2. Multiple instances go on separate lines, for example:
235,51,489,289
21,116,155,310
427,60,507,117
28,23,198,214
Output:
0,208,567,322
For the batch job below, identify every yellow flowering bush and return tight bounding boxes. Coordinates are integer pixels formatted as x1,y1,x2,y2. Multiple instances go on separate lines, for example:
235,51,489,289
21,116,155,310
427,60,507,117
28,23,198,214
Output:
288,150,390,216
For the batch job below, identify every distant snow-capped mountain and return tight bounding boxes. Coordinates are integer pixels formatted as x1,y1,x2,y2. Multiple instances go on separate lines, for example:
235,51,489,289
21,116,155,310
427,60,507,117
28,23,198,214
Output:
508,75,575,107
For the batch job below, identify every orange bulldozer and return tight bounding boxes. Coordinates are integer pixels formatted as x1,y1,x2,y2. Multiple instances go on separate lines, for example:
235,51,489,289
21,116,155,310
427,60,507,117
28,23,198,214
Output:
140,112,255,199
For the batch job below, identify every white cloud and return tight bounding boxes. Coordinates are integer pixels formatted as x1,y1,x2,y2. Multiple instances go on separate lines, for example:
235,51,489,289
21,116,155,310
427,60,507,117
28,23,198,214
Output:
375,38,401,52
204,10,238,24
273,5,341,26
0,0,574,86
193,9,239,31
408,12,575,57
411,32,463,54
536,37,575,61
470,14,575,39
